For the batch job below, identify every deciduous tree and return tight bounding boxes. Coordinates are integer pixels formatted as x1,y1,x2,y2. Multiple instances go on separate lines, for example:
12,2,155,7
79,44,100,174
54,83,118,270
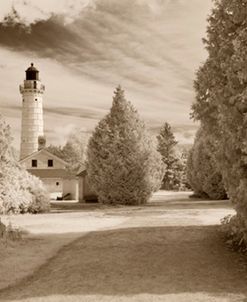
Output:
47,129,90,174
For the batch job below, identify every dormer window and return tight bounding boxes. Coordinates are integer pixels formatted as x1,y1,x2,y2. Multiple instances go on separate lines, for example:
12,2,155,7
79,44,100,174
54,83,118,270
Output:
32,159,37,167
48,159,53,167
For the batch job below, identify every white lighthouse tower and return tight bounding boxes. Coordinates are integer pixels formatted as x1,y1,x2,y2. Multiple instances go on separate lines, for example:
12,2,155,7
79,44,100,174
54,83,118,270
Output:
19,63,45,159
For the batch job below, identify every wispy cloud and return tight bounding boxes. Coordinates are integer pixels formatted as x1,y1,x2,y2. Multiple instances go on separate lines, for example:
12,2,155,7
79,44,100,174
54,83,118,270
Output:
0,0,212,147
45,106,106,120
0,0,94,24
0,0,211,100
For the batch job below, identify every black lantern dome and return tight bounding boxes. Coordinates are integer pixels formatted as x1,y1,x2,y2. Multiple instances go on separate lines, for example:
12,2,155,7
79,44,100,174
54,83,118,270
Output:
25,63,39,81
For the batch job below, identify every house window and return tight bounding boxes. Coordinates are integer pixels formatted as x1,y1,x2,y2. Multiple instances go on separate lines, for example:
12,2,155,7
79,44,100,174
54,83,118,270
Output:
48,159,53,167
56,182,59,186
32,159,37,167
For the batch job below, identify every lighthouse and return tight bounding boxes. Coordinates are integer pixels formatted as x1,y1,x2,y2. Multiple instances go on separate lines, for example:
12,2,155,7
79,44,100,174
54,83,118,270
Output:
19,63,45,159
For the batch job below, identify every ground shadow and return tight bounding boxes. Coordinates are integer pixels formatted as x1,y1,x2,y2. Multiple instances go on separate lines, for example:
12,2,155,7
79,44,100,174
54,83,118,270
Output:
51,198,232,214
0,225,247,300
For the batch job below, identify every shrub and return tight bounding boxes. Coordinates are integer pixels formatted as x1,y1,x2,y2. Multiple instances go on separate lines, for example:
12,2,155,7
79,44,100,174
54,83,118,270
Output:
187,127,226,200
0,219,23,242
0,115,50,214
221,214,247,253
0,219,6,238
0,166,50,214
21,170,50,214
87,86,165,205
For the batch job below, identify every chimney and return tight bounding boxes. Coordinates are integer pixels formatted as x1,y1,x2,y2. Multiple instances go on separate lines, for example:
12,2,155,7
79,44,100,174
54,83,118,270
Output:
38,135,46,150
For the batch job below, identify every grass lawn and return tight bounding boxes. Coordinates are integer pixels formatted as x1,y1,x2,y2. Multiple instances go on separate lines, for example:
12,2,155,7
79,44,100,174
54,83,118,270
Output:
0,211,127,291
0,234,78,291
1,191,244,302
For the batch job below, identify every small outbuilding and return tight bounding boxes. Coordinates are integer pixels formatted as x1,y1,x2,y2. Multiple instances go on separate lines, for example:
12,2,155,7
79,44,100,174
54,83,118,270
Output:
77,169,98,203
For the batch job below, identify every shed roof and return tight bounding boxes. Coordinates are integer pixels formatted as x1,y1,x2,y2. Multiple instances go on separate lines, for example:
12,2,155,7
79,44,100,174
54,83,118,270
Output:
77,168,87,177
27,169,72,179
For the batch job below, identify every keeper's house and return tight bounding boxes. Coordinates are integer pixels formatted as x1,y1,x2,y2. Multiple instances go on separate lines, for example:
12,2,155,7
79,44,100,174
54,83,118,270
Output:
20,148,78,200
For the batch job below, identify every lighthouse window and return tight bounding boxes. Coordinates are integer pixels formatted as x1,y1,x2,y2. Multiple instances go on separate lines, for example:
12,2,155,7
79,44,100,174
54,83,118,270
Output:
56,182,59,186
35,98,38,101
32,160,37,167
34,81,37,89
22,99,24,102
48,159,53,167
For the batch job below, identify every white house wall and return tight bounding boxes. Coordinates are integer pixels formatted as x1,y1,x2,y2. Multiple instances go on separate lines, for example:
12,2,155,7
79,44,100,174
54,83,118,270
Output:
22,152,66,169
42,178,63,200
63,179,79,200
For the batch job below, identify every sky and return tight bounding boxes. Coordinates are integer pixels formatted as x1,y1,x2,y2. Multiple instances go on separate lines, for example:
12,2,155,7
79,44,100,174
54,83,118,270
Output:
0,0,212,149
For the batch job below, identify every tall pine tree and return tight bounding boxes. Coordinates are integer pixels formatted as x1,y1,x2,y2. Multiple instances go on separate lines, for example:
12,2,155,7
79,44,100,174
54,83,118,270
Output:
157,122,184,190
86,86,165,205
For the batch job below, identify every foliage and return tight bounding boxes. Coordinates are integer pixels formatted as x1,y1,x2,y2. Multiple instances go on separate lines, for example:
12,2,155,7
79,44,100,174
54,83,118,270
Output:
187,127,226,200
0,219,23,242
0,115,50,214
178,149,191,190
46,128,90,174
221,214,247,253
157,123,188,190
87,86,165,205
0,219,6,238
192,0,247,245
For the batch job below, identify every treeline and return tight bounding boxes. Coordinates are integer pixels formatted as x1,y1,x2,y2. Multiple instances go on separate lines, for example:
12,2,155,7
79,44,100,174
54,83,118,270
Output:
189,0,247,249
47,87,190,203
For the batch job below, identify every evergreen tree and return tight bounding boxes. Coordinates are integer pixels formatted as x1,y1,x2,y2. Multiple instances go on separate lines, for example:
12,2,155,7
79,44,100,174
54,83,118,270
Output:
157,122,184,190
86,86,165,205
187,127,226,200
192,0,247,244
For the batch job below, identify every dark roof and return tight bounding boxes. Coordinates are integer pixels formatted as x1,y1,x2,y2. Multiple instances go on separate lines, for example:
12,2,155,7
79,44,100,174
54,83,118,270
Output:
27,169,72,179
77,169,87,177
25,63,38,72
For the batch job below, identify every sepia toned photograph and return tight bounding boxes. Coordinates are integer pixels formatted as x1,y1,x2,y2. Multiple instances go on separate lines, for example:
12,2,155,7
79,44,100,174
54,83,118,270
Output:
0,1,247,301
